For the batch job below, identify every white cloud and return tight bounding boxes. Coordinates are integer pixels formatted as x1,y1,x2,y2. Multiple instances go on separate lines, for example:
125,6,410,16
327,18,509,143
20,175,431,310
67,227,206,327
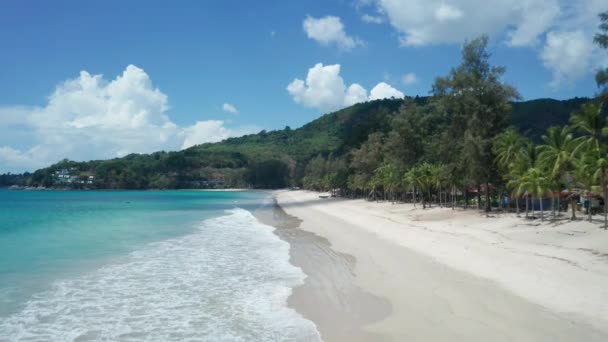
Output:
222,103,239,114
434,4,463,22
344,83,369,106
370,82,405,100
287,63,403,112
0,65,257,173
180,120,259,149
506,0,560,47
401,72,418,86
0,146,42,173
541,30,594,88
287,63,349,112
303,15,363,50
367,0,560,47
360,0,604,88
361,14,384,24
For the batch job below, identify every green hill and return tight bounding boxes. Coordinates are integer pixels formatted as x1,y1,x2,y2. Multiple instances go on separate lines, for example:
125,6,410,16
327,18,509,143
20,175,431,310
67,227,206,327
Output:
3,96,594,189
511,97,591,141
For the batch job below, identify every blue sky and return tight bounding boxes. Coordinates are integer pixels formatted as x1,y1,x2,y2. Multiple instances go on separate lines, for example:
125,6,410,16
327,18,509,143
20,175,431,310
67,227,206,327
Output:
0,0,606,172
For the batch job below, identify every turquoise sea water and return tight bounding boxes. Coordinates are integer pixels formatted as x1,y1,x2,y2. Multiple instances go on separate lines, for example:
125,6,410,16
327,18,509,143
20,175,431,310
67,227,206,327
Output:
0,190,319,341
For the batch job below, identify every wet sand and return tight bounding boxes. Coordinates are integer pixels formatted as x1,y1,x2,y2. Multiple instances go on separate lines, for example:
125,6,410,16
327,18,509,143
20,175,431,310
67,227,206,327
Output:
255,198,391,342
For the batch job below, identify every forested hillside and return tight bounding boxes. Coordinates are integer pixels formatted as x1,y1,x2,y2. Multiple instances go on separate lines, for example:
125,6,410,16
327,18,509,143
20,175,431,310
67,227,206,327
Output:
511,98,592,141
2,94,593,190
14,99,404,189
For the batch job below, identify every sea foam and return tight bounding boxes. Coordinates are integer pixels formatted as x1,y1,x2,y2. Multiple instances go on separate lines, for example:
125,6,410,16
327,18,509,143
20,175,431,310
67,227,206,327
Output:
0,208,321,341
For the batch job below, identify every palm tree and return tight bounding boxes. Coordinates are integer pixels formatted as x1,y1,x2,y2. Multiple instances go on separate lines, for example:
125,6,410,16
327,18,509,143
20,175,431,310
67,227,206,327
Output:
404,168,421,207
374,163,402,202
493,128,526,213
537,126,576,218
369,170,383,201
571,103,608,228
430,164,447,207
575,153,597,222
494,128,526,170
419,163,436,208
571,103,604,150
516,167,551,221
418,163,433,208
582,148,608,226
404,163,436,209
508,142,537,217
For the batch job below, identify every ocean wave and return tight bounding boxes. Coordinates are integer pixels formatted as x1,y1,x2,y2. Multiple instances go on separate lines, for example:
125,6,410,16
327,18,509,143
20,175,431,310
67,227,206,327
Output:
0,208,321,341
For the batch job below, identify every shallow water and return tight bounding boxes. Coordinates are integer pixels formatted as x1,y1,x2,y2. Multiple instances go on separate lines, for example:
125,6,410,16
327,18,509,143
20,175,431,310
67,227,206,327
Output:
0,190,320,341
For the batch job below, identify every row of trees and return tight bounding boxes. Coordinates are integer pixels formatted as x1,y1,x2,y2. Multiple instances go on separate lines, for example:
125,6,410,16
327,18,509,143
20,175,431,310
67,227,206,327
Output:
22,152,295,190
302,12,608,227
496,103,608,224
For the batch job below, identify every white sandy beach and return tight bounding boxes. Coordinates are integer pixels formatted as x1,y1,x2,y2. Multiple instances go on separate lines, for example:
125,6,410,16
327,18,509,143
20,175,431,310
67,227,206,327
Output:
275,190,608,341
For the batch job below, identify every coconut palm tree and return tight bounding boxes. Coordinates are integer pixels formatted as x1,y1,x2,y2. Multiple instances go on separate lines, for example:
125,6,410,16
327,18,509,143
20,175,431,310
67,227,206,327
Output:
429,164,447,207
404,163,436,209
575,153,597,222
507,142,537,217
404,167,422,207
571,103,605,150
516,167,551,221
494,128,526,170
493,128,527,213
537,126,576,218
571,103,608,228
580,148,608,227
374,163,402,202
419,163,436,208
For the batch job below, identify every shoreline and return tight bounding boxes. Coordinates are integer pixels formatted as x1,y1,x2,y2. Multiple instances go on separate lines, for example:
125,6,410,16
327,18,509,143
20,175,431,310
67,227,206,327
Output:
273,190,608,341
254,197,391,341
2,187,252,191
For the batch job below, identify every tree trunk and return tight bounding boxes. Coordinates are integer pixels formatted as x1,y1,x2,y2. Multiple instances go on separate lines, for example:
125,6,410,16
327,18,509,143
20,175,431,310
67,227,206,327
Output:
531,196,535,218
557,190,561,216
603,172,607,229
485,182,491,212
540,196,544,221
452,185,456,210
516,196,520,216
588,193,593,222
570,196,577,220
422,188,426,209
477,183,481,210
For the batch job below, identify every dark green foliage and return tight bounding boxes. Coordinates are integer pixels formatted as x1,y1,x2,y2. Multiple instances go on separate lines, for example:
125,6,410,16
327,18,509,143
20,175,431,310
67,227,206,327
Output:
0,173,30,187
0,96,599,190
248,160,290,188
302,154,349,191
384,100,447,168
432,36,519,211
511,98,592,141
